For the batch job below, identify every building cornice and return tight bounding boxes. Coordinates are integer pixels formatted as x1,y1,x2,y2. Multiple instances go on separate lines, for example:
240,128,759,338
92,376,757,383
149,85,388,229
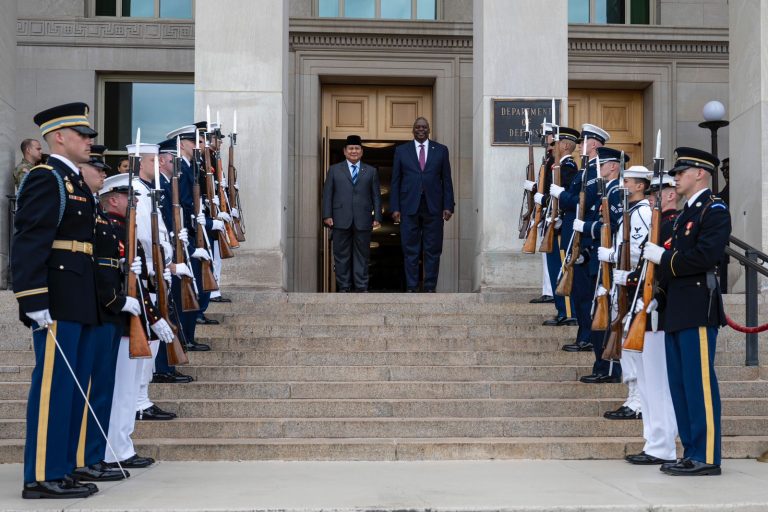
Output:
569,25,728,59
16,18,194,48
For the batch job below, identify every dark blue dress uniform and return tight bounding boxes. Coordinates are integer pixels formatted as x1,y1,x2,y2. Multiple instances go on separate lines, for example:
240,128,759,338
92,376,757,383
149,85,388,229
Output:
13,104,101,490
656,148,730,473
558,157,600,345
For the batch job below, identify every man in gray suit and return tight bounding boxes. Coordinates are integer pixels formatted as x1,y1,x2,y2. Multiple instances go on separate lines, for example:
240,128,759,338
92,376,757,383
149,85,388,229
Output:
322,135,382,292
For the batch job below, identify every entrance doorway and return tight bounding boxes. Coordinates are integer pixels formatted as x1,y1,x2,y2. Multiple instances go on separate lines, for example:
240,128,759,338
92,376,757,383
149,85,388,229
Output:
568,89,644,163
320,84,433,292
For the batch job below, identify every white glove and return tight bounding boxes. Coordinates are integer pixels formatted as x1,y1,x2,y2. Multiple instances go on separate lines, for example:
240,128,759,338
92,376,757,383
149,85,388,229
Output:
596,285,608,297
150,319,174,344
163,267,172,285
212,219,225,232
173,262,193,278
597,247,615,264
27,309,53,328
231,208,240,219
130,256,143,276
643,242,665,264
234,183,239,191
573,219,585,233
212,196,220,207
178,228,189,245
121,296,141,316
217,211,232,223
533,193,544,205
554,218,562,230
161,241,173,261
221,177,228,188
549,184,564,199
192,248,211,261
612,269,629,286
523,180,536,192
196,212,207,226
634,298,658,314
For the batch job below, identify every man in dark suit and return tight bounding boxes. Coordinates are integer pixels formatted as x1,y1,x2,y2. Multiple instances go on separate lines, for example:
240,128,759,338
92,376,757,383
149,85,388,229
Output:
391,117,455,292
322,135,382,292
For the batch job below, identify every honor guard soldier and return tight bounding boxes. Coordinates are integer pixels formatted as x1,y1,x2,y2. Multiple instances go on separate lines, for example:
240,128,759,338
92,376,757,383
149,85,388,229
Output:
14,102,101,499
69,146,131,483
641,147,730,476
539,126,579,326
551,124,608,354
527,122,556,306
574,146,628,383
100,173,161,469
621,170,679,465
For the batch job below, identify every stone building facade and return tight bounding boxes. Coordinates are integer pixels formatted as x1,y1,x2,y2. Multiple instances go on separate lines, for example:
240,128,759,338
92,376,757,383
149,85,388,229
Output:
2,0,764,292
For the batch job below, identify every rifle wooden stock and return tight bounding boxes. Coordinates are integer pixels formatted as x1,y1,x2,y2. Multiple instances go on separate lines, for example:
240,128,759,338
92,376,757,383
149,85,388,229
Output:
518,143,536,240
203,147,234,259
539,149,560,254
228,142,246,242
216,155,240,249
150,204,189,366
172,171,200,313
624,207,661,352
126,158,151,360
192,160,219,292
592,193,612,331
523,154,548,254
603,202,630,361
555,189,584,297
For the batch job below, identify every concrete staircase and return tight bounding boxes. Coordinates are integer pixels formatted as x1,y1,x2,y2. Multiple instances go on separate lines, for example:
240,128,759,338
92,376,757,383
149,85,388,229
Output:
0,289,766,462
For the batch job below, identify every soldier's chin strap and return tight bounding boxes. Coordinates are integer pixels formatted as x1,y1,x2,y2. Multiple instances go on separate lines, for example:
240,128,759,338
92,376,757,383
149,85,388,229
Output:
32,323,128,479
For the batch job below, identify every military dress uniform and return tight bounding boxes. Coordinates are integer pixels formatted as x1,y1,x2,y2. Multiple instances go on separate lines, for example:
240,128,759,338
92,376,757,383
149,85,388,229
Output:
13,103,100,498
648,147,730,476
542,127,579,326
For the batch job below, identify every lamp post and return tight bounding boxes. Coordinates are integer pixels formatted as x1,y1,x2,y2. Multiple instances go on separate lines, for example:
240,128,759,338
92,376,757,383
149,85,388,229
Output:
698,100,729,194
699,100,730,291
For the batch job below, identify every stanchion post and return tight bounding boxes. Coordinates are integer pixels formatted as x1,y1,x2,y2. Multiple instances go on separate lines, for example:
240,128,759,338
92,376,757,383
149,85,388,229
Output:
745,249,759,366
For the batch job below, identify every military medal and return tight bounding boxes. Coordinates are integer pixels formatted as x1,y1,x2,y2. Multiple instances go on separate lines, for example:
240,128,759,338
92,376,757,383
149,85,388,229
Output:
685,220,693,236
65,180,74,193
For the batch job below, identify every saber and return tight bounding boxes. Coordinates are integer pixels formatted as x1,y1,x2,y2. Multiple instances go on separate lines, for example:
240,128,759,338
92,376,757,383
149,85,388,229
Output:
32,324,127,479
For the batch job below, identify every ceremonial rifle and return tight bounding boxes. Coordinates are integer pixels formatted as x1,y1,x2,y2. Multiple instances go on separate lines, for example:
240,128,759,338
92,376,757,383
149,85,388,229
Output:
555,137,589,297
203,136,234,259
624,131,663,352
603,174,630,361
126,132,152,359
591,175,611,331
149,159,188,366
518,109,536,241
228,119,246,242
214,137,240,249
193,140,219,292
539,125,560,254
173,138,200,312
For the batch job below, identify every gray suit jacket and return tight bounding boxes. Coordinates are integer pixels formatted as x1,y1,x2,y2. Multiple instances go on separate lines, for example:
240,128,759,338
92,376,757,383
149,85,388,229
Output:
322,161,382,231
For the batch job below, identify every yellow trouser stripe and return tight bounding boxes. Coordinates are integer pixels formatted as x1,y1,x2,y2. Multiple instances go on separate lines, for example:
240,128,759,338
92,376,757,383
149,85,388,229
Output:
35,322,57,482
698,326,715,464
76,380,91,468
558,235,572,317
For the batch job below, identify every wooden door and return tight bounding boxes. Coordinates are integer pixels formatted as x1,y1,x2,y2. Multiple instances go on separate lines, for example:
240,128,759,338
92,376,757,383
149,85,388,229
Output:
568,89,643,165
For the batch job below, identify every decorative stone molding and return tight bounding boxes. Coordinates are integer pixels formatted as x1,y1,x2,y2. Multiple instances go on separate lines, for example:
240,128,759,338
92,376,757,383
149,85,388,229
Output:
569,38,728,58
290,32,472,51
16,18,194,47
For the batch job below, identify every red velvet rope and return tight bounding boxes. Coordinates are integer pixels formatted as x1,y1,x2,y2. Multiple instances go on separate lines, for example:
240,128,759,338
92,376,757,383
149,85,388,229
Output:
725,314,768,334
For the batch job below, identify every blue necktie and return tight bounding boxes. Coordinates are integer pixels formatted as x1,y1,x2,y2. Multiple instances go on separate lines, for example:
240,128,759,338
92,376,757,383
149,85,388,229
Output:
351,164,358,185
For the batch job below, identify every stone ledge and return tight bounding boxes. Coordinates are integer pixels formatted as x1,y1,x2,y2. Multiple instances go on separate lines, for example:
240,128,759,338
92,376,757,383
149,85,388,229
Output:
16,18,194,48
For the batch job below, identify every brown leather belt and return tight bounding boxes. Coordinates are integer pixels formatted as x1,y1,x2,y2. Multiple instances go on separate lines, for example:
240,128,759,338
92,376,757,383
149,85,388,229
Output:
52,240,93,255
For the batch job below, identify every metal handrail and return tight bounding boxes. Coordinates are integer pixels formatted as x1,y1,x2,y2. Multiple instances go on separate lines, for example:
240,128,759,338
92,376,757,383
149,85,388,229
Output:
725,238,767,366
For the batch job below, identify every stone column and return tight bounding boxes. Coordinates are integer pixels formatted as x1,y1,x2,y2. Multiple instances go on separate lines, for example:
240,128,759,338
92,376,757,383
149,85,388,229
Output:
0,2,17,287
728,0,768,291
472,1,568,290
195,0,288,290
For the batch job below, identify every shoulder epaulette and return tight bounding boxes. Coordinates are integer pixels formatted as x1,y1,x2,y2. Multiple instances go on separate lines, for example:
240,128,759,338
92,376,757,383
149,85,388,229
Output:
30,164,54,171
16,165,66,227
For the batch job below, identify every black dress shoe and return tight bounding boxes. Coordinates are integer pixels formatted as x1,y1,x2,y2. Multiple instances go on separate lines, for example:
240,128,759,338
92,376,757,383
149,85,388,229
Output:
209,296,231,303
72,462,129,482
105,454,155,469
424,289,436,293
558,317,578,326
406,289,418,293
662,458,721,476
136,405,175,421
530,295,555,304
152,371,193,383
562,341,593,352
63,475,98,495
603,405,641,419
22,479,93,499
580,373,621,384
196,315,219,325
337,288,351,293
543,316,563,326
625,451,676,465
185,342,210,351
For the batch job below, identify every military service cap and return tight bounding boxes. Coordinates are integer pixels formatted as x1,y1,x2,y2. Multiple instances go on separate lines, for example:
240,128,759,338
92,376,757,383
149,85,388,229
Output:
34,102,98,138
88,144,111,171
166,125,197,141
581,123,610,144
668,147,719,175
99,172,136,196
158,138,178,156
597,147,629,165
557,127,580,142
649,173,675,191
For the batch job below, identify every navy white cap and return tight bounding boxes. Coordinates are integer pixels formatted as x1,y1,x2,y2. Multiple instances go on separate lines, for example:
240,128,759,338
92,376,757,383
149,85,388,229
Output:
581,123,610,144
126,143,159,155
650,173,676,189
623,165,651,180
